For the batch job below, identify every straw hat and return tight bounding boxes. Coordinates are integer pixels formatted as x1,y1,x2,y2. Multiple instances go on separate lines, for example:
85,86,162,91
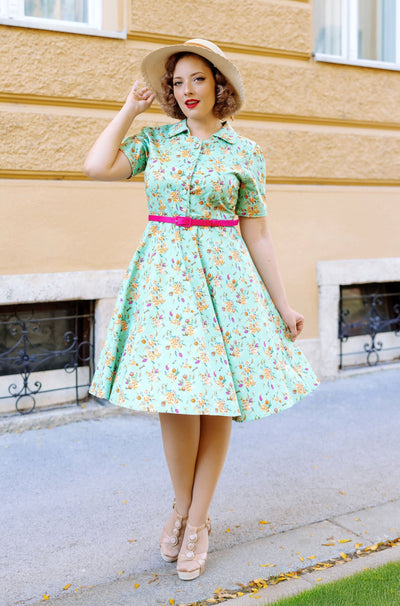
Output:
141,38,244,110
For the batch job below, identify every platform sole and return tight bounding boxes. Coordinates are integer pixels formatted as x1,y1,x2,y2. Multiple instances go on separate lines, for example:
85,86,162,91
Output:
160,548,178,563
177,566,204,581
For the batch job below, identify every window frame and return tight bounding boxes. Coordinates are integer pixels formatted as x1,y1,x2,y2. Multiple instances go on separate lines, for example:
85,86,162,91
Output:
0,0,127,39
314,0,400,71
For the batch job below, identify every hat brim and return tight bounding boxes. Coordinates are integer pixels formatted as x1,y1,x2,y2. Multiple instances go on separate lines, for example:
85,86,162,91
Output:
141,42,244,111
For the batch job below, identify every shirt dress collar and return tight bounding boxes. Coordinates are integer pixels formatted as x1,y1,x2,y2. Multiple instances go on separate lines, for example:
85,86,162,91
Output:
167,120,237,144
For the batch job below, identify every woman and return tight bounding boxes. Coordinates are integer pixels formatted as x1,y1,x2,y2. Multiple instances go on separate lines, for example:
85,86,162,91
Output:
84,39,319,581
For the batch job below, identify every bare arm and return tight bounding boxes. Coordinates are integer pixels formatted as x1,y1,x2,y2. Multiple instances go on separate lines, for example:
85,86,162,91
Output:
83,82,156,181
239,215,304,340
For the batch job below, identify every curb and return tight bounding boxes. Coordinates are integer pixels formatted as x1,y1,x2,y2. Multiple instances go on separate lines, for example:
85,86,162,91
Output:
210,543,400,605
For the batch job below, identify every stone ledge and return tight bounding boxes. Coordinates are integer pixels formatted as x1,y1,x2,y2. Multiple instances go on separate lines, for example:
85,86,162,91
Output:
0,397,148,435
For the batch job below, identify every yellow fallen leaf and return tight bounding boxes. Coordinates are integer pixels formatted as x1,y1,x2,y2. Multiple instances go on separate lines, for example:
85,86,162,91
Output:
339,539,352,543
128,539,137,543
169,600,175,605
316,577,322,581
340,552,349,559
259,520,270,524
339,490,346,495
365,544,378,552
63,584,71,590
355,517,360,521
355,543,363,549
307,556,316,560
322,542,335,546
42,596,50,601
134,583,140,589
214,586,221,593
237,592,244,596
299,556,304,561
118,571,124,575
226,528,231,532
122,500,128,504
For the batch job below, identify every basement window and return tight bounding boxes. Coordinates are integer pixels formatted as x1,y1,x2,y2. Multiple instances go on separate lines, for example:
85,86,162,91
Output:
338,282,400,368
0,299,95,414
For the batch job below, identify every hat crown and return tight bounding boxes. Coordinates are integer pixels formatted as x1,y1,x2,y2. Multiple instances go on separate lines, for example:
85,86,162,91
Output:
183,39,227,59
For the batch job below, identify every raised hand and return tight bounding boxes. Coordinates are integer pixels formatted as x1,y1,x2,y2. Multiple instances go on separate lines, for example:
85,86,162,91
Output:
124,81,156,116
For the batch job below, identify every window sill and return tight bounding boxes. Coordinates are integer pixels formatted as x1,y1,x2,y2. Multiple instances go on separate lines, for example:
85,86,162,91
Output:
0,17,126,39
314,53,400,72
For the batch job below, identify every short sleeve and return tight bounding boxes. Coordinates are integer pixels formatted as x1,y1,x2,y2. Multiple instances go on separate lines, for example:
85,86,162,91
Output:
235,144,267,217
119,127,150,178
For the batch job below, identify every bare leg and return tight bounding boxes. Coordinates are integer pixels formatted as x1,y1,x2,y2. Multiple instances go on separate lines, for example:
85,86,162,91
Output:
188,415,232,526
159,413,200,516
159,414,232,522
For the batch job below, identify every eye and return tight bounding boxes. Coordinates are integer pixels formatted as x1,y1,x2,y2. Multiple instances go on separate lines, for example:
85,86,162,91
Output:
173,81,182,87
194,76,205,82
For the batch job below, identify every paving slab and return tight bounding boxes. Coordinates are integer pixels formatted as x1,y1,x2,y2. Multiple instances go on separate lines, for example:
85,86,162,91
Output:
331,499,400,544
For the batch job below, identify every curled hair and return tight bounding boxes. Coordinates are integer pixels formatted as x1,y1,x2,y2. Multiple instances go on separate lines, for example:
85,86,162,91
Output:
159,52,240,120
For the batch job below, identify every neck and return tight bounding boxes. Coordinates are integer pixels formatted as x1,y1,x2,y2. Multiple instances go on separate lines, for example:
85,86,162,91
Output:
186,116,223,140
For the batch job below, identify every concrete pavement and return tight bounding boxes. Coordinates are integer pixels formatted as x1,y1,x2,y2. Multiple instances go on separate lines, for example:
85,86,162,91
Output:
1,368,400,606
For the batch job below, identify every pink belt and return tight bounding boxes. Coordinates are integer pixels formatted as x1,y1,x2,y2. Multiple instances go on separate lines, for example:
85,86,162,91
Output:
148,214,238,227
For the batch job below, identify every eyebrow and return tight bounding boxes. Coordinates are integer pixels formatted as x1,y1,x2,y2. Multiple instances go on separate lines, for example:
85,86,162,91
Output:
173,71,206,80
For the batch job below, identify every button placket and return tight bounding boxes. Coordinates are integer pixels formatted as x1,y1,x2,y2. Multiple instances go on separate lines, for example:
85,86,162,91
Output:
185,140,202,215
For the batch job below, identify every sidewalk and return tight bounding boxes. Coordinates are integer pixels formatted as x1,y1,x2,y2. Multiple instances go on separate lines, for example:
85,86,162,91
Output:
1,368,399,606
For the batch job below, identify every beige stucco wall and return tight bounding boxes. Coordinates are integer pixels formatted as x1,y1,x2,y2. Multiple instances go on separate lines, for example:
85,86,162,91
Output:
2,178,399,340
1,0,400,348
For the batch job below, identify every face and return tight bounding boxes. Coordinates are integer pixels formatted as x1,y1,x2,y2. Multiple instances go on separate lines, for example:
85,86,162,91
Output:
172,54,216,121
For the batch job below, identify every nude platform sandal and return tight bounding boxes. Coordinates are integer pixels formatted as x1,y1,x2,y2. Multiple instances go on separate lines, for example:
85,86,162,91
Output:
177,520,211,581
160,504,188,563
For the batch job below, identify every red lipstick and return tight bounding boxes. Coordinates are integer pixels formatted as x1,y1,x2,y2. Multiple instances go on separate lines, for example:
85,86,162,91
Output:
185,99,199,108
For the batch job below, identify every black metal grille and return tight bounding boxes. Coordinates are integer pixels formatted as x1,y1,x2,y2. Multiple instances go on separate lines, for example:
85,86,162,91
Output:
338,282,400,369
0,300,95,414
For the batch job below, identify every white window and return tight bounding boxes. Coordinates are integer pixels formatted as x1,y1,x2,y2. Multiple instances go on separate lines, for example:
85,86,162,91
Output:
0,0,126,38
314,0,400,70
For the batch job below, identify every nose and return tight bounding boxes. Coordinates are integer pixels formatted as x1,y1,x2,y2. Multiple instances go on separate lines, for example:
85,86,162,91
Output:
183,80,193,96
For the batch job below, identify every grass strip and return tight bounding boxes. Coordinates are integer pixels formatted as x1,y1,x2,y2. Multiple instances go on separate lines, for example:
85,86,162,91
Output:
271,559,400,606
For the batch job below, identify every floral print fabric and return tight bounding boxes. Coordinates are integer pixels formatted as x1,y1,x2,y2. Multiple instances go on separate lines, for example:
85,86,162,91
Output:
89,120,319,422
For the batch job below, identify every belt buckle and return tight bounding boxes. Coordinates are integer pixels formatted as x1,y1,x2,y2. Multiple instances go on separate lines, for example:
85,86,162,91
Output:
175,216,192,227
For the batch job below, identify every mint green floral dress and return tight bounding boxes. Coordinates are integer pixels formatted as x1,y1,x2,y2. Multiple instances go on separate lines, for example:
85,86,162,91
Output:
89,120,319,422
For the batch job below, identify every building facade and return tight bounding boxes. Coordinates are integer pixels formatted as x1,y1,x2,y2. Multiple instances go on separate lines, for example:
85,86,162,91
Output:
1,0,400,414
